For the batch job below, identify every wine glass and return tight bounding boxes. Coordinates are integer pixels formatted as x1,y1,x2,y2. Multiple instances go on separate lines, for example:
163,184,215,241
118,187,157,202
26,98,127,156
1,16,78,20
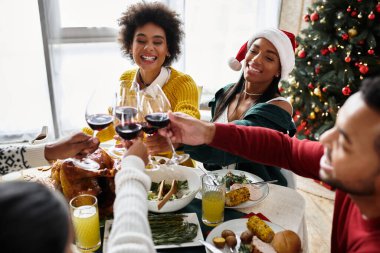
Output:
113,90,142,144
140,94,161,170
142,84,190,165
71,86,114,170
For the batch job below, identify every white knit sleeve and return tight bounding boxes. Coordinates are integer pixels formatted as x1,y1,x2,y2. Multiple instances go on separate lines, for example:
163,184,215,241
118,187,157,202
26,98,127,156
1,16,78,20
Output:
107,155,156,253
0,144,49,175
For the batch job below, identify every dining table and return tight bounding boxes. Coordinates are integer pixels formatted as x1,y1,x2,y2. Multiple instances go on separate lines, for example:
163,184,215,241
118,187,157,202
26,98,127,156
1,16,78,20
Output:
0,164,308,253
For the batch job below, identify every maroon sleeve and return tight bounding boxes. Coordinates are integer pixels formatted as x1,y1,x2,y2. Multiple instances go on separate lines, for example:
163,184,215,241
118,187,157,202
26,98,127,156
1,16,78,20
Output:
209,123,323,179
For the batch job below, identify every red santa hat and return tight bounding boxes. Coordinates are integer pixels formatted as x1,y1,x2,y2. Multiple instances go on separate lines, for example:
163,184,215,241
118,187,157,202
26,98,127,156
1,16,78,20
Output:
228,28,296,81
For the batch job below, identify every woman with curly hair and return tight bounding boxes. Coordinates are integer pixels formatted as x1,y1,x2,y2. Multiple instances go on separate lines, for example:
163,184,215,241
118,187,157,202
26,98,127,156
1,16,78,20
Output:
93,2,199,164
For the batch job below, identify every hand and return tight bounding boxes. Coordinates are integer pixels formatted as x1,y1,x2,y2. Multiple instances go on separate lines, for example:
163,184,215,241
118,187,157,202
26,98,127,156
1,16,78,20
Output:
124,139,149,165
113,135,133,149
144,134,171,155
44,132,100,161
158,112,216,146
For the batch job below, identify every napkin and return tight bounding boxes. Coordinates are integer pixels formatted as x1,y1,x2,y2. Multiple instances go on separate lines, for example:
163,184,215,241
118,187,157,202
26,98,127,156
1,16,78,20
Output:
243,212,271,222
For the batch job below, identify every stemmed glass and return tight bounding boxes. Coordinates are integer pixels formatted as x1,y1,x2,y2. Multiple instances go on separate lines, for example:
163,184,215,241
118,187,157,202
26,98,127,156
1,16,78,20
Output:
142,84,190,165
71,86,114,170
113,89,142,145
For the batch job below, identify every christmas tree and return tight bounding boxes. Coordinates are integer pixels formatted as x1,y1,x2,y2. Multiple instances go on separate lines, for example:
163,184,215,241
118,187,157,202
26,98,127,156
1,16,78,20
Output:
282,0,380,140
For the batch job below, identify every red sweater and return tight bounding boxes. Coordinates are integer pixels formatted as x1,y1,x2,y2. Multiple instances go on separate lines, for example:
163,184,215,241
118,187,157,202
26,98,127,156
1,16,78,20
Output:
210,123,380,253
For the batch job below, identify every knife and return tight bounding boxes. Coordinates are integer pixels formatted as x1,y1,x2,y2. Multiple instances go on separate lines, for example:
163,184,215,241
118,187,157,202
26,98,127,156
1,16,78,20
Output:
198,240,223,253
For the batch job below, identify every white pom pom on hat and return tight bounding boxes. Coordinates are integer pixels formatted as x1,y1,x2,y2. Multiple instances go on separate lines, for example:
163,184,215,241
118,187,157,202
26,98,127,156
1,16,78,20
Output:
228,28,296,81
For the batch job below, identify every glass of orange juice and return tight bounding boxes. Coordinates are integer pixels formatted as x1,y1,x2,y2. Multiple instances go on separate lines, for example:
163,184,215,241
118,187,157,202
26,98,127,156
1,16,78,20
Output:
69,194,101,252
201,174,225,226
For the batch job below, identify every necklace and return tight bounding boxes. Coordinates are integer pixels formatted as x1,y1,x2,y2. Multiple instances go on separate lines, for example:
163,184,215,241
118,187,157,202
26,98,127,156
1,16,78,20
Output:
138,70,151,87
243,89,263,96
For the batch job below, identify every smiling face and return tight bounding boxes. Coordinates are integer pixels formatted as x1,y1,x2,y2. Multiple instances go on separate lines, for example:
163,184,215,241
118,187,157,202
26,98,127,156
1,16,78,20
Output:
319,93,380,196
131,22,169,73
243,38,281,87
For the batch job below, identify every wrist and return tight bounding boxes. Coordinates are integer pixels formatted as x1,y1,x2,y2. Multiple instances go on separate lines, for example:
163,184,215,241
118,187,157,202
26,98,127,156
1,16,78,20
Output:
204,122,216,145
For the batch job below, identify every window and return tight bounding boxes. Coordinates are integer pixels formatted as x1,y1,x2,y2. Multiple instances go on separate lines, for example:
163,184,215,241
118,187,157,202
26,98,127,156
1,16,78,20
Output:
0,0,281,142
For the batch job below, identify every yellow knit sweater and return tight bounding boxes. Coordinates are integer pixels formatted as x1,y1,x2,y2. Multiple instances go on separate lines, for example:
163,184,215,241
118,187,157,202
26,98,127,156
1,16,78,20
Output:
83,67,200,142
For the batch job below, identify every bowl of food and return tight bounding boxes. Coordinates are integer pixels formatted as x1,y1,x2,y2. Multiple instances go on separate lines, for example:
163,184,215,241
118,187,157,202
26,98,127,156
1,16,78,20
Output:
146,165,201,213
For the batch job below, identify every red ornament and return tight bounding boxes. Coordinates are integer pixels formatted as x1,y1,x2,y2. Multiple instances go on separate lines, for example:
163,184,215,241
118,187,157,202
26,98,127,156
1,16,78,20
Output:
322,87,328,93
315,66,321,74
355,62,360,67
376,4,380,13
368,12,375,20
368,49,375,55
308,83,314,89
310,12,319,21
342,33,349,40
328,46,337,53
298,50,306,58
357,0,362,2
320,48,329,55
304,14,310,22
358,40,365,45
359,65,369,74
345,56,351,62
347,6,352,12
351,10,358,17
342,86,352,96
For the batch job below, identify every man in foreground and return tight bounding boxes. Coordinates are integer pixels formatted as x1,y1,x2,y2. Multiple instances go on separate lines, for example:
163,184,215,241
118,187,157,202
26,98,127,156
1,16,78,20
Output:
159,75,380,252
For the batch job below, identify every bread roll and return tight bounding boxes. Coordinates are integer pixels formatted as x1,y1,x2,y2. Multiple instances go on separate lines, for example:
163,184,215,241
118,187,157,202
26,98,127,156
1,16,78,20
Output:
271,230,301,253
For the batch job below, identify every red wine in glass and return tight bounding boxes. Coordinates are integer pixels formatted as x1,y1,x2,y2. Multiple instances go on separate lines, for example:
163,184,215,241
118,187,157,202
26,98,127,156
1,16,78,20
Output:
140,122,158,135
145,112,169,128
86,114,113,131
115,123,142,140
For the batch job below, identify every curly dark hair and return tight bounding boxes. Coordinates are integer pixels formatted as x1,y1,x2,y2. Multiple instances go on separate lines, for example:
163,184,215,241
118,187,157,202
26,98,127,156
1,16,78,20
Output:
361,74,380,113
118,2,184,66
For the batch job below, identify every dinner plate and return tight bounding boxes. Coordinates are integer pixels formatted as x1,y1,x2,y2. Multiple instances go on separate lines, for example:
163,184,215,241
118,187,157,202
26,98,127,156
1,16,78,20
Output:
211,169,270,208
102,213,204,252
205,218,283,253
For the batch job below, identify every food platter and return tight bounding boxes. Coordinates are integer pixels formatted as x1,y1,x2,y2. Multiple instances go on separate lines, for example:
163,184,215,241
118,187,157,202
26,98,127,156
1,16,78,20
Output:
205,218,283,253
103,213,204,252
211,169,270,208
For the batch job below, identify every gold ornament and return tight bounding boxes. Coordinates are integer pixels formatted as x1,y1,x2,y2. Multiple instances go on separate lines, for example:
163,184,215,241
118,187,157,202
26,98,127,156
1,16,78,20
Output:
314,87,322,97
348,28,358,38
314,107,320,113
309,112,316,120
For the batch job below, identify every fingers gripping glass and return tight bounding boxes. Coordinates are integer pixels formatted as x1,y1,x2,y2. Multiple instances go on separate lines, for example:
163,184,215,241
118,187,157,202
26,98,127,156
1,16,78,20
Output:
143,84,189,165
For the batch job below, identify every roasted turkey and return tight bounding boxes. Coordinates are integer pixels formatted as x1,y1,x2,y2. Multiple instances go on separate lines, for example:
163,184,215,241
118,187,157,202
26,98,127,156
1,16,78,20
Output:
51,148,118,218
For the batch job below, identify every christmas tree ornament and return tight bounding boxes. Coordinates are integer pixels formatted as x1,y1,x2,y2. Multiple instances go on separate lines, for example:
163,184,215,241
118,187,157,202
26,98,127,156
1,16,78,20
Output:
342,86,352,96
321,48,329,55
308,83,314,89
328,45,337,53
309,112,316,120
314,87,322,97
315,66,321,74
359,64,369,74
347,6,352,12
322,87,328,93
348,27,358,37
358,0,362,2
307,61,311,65
298,49,307,58
368,48,375,55
310,12,320,21
358,12,363,18
341,33,349,40
351,10,358,17
358,40,365,45
345,55,351,62
376,3,380,13
368,12,376,20
304,14,310,22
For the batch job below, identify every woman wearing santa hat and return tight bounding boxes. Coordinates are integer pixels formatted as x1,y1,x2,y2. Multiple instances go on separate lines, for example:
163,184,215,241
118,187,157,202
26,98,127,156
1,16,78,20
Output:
184,28,297,186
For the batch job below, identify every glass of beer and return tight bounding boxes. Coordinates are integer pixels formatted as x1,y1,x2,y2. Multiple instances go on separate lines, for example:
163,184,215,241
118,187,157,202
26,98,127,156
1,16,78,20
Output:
201,174,225,226
69,194,101,252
